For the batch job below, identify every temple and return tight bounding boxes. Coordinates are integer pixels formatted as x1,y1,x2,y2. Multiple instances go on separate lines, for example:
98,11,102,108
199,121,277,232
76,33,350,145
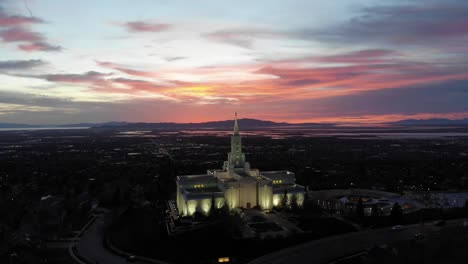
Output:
176,113,305,216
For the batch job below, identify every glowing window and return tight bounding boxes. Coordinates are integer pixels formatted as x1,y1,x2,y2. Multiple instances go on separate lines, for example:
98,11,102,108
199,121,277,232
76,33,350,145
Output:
218,257,230,263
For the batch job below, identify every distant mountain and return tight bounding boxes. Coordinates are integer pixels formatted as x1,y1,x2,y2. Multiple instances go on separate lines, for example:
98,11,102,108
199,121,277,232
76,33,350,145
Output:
94,118,331,130
58,121,129,127
389,118,468,125
0,122,128,129
0,119,340,130
3,118,468,130
0,123,43,128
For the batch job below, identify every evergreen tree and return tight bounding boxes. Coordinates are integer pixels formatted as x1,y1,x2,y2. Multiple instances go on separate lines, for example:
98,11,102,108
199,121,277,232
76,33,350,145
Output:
390,202,403,224
210,194,217,217
290,195,299,211
281,189,289,209
220,201,230,216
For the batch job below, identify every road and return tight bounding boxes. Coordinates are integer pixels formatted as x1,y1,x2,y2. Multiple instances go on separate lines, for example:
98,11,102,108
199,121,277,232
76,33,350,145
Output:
72,215,135,264
248,218,468,264
73,213,165,264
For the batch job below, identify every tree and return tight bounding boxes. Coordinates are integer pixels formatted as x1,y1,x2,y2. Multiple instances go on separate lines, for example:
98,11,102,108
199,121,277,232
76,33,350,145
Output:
356,197,365,218
390,202,403,224
209,194,217,218
193,211,204,219
290,195,299,211
219,202,230,216
371,203,379,218
281,189,289,209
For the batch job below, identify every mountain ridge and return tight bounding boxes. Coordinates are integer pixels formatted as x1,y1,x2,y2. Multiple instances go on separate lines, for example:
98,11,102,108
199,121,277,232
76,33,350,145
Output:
1,118,468,129
388,118,468,125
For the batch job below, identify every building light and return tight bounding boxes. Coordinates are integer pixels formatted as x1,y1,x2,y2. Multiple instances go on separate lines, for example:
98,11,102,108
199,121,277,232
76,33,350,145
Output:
218,257,230,263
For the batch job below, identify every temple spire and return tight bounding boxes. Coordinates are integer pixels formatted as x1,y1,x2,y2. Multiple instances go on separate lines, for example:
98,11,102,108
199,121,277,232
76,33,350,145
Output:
233,112,239,135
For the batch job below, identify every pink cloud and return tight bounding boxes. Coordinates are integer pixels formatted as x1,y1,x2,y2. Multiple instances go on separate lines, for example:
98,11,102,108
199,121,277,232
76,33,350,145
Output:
123,21,170,33
0,27,41,42
0,15,43,27
88,48,468,105
0,5,43,26
0,5,60,52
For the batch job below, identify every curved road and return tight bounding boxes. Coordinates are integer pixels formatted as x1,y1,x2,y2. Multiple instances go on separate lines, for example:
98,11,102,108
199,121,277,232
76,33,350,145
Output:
72,212,467,264
73,213,167,264
249,218,468,264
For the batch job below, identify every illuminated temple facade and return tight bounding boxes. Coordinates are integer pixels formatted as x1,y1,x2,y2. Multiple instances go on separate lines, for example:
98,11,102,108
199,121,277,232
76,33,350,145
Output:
176,114,304,216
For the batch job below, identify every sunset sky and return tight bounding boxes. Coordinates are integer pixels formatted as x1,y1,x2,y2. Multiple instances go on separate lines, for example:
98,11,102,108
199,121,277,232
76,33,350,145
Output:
1,0,468,124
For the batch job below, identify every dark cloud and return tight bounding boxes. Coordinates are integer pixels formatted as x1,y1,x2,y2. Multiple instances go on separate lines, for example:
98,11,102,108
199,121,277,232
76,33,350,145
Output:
40,71,112,83
311,2,468,48
4,71,112,87
205,2,468,53
314,49,400,64
0,90,73,109
0,59,45,70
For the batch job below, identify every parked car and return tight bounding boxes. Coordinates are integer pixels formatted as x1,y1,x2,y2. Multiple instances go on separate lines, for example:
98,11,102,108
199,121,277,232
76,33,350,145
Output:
391,225,403,231
435,220,446,226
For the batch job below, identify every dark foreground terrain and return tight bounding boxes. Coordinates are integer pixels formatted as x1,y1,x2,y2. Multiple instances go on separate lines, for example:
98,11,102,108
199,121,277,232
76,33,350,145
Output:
1,126,468,263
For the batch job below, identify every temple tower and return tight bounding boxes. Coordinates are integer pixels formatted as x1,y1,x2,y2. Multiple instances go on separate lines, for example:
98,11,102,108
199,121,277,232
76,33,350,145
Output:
224,112,248,175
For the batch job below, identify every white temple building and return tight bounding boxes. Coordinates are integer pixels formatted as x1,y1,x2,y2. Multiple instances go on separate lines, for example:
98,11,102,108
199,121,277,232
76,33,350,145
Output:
176,113,305,216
